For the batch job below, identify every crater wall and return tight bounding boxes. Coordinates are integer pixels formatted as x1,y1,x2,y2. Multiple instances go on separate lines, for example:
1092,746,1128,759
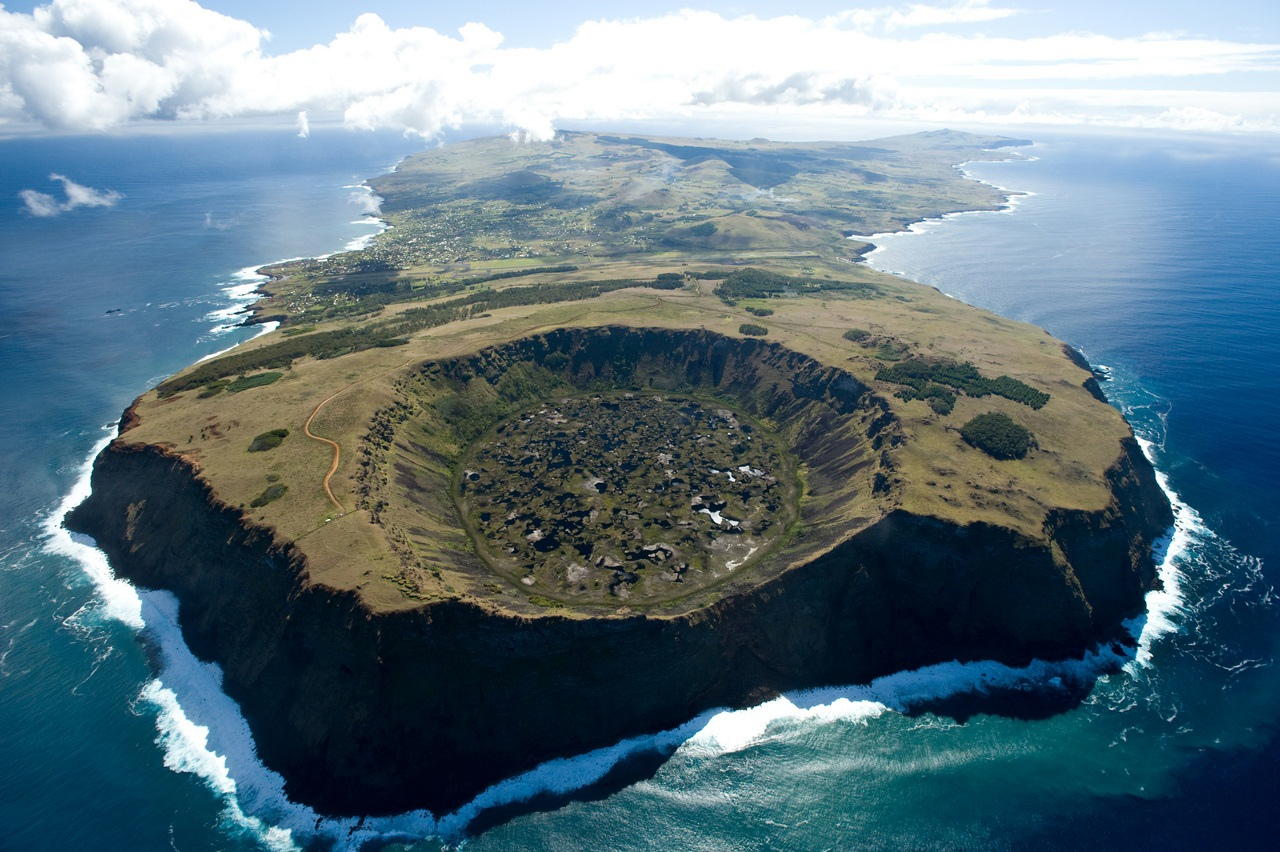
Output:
66,328,1172,816
366,327,892,611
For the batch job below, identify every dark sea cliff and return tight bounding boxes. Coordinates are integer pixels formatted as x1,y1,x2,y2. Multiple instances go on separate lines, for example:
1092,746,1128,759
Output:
65,323,1171,814
0,127,1276,849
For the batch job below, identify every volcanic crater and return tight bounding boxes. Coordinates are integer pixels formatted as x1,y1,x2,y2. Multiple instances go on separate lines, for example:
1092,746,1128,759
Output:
369,326,892,611
63,131,1176,816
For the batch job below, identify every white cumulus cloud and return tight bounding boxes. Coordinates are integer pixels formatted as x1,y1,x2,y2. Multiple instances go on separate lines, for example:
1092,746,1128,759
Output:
1,0,265,129
0,1,1277,138
19,173,123,216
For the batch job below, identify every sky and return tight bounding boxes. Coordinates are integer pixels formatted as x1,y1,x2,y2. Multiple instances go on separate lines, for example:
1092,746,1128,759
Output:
0,0,1277,139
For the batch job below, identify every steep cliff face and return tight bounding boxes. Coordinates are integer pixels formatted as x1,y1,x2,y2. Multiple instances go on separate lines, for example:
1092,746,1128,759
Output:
377,326,889,606
66,429,1171,816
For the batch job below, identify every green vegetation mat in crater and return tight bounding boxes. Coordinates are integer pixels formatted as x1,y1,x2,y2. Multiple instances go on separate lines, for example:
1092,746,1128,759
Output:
457,392,798,604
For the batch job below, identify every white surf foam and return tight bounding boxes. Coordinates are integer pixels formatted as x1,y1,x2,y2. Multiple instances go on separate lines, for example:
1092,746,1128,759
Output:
42,431,142,630
342,213,387,252
44,138,1209,845
340,183,387,251
1125,438,1196,670
196,321,279,363
135,590,319,850
49,426,1197,850
680,641,1137,762
850,150,1038,259
141,682,294,851
199,265,273,339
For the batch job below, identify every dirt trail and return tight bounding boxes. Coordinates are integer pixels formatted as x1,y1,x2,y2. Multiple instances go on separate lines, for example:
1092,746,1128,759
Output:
304,388,348,514
299,293,668,516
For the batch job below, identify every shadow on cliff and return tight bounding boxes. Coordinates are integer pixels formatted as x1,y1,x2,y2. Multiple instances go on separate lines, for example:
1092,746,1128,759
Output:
462,638,1139,837
902,669,1106,724
902,636,1138,724
463,745,678,836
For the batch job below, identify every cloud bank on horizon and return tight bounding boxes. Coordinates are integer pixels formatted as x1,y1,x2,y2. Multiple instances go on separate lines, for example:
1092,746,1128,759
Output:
1,0,1277,138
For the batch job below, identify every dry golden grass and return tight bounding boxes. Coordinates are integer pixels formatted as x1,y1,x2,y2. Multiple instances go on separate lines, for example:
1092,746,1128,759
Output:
115,130,1130,615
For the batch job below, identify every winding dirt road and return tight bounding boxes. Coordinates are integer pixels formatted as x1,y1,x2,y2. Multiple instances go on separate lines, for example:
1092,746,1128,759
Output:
304,388,348,514
299,292,670,517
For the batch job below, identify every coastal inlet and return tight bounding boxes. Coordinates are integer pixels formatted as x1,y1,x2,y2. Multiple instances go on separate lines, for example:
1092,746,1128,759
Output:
457,393,796,602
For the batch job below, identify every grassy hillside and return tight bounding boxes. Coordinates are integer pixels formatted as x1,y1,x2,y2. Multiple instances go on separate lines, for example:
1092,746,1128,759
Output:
111,130,1132,616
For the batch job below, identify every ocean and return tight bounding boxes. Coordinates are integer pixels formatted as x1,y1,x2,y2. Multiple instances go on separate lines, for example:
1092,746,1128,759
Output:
0,125,1276,850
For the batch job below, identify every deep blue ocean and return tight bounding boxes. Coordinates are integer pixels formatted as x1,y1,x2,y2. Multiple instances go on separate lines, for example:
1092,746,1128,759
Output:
0,126,1276,850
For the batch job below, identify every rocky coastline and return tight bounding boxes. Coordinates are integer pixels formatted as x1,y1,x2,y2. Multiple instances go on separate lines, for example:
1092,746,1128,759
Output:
66,421,1170,815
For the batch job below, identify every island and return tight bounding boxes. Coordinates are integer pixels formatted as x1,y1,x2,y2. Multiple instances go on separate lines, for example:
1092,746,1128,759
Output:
66,130,1172,816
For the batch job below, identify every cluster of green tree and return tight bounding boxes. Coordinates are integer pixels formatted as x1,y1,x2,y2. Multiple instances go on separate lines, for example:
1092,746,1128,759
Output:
158,276,682,397
960,412,1033,460
159,329,402,395
249,483,288,508
745,306,774,317
659,220,721,249
310,274,402,301
463,265,580,287
842,328,871,342
875,357,1050,415
196,379,231,398
247,428,289,452
386,278,648,339
296,265,581,324
716,267,879,303
895,383,957,415
738,323,769,336
227,372,284,393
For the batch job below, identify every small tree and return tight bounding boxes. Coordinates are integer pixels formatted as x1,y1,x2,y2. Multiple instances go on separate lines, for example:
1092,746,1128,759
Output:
738,323,768,337
247,428,289,452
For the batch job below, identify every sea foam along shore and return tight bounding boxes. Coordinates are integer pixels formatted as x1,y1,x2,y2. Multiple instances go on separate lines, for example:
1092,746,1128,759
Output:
200,265,282,356
342,182,388,252
45,422,1192,850
44,138,1199,848
203,181,386,339
849,147,1037,286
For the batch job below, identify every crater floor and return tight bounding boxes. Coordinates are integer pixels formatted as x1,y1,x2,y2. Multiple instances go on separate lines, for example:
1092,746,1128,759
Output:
457,392,798,603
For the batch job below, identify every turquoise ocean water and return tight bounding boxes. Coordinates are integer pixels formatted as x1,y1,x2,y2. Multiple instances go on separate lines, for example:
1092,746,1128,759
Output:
0,127,1276,850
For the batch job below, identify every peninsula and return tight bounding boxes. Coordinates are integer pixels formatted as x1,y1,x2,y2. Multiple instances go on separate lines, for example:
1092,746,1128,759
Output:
66,130,1172,815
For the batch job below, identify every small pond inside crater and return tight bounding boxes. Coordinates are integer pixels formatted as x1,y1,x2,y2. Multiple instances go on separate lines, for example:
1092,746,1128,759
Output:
456,392,799,603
